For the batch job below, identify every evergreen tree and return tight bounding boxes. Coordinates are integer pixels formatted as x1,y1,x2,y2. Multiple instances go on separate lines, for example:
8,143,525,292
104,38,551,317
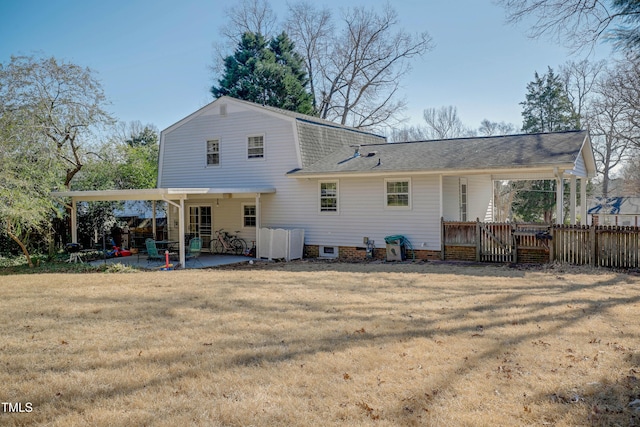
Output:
212,31,313,114
511,68,581,223
521,67,580,133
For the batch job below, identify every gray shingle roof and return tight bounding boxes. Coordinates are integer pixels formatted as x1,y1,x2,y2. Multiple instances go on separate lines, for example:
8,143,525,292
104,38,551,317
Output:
218,96,387,168
289,130,589,176
296,120,387,167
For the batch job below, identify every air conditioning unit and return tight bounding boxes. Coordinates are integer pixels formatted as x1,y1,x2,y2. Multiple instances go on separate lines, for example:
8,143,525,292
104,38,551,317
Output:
386,242,402,261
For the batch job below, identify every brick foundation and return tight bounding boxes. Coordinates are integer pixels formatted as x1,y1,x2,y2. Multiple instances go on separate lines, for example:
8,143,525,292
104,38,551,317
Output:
304,244,549,264
304,245,319,258
443,245,476,262
516,248,549,264
304,245,439,261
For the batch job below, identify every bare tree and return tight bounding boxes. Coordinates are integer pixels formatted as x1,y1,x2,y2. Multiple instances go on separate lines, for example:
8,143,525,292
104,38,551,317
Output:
621,156,640,196
422,106,473,139
313,4,433,130
498,0,615,51
388,125,428,142
285,2,333,113
214,2,432,130
587,62,640,197
560,59,607,122
477,119,517,136
609,57,640,144
220,0,277,43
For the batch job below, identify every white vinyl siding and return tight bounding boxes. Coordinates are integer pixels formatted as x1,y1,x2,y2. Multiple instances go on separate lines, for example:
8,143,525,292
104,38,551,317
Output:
574,152,587,177
247,135,265,159
319,181,338,213
160,109,295,189
260,175,442,251
443,175,493,222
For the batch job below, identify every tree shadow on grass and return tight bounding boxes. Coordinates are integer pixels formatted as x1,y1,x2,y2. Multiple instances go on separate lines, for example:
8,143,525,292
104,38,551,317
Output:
2,269,640,425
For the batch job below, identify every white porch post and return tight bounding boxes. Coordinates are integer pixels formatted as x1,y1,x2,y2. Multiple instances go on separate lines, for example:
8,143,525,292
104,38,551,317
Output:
556,171,564,225
438,175,444,219
255,193,261,258
71,199,78,243
570,175,577,225
580,177,587,225
152,200,157,239
163,197,186,267
178,198,185,267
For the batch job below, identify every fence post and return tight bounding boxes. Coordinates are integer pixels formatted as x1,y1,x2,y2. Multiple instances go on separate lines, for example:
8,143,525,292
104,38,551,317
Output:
475,218,481,262
548,225,553,263
590,225,596,266
511,223,517,263
440,217,445,261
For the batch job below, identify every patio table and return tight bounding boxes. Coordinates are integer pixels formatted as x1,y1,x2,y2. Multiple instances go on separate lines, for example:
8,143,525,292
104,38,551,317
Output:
154,240,178,250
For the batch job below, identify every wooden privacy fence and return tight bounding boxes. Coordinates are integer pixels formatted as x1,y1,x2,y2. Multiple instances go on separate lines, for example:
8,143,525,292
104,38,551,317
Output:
551,225,640,268
441,219,640,268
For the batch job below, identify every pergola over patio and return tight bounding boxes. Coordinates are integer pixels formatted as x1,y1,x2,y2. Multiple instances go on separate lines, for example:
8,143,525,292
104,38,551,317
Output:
51,187,276,266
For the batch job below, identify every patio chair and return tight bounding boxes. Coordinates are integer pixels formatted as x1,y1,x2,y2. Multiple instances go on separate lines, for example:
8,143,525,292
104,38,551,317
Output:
145,238,165,265
185,237,203,267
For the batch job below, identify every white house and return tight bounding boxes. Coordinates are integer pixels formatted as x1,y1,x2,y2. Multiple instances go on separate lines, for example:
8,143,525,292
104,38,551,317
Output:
54,96,597,265
589,197,640,226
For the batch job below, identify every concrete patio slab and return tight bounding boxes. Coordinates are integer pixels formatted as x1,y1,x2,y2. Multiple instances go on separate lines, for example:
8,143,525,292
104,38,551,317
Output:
89,253,255,270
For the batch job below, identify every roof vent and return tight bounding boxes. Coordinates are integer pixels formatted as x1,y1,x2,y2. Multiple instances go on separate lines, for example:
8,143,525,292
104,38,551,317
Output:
220,104,227,117
352,145,361,158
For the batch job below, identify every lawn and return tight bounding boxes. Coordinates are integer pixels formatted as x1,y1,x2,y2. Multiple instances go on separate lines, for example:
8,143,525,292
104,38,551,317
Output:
1,261,639,426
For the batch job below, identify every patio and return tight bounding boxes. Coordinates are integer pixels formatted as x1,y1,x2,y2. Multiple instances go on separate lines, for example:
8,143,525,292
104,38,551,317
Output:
88,253,256,269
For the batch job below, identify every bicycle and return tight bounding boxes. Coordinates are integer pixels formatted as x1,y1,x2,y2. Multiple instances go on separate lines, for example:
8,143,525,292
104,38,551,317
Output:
211,229,246,255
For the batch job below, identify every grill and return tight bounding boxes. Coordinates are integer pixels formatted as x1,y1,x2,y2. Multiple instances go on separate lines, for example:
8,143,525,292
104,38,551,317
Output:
65,243,81,253
65,243,83,263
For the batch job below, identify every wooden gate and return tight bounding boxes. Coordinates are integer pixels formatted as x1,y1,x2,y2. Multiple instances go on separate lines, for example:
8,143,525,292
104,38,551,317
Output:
479,222,514,262
442,219,550,263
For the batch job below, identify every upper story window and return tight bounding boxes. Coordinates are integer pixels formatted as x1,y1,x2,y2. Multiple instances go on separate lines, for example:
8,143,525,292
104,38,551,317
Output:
385,178,411,209
319,181,338,213
247,135,264,159
206,139,219,166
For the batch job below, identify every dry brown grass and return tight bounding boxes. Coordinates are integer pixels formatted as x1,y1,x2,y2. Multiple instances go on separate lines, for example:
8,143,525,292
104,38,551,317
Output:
1,261,640,426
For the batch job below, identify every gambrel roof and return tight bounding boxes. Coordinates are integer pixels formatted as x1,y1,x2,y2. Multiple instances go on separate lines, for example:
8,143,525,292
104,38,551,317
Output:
288,130,596,178
160,96,387,170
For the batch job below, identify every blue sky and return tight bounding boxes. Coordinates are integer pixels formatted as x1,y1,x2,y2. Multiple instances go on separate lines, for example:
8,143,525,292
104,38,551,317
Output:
0,0,614,134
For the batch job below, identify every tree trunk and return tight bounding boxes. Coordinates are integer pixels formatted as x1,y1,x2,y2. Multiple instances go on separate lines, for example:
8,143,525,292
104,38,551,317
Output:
6,223,34,268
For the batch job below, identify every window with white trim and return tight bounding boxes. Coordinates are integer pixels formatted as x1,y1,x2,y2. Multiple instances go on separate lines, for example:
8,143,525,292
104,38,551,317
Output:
247,135,264,159
385,179,411,208
319,181,338,213
206,139,219,166
242,204,256,227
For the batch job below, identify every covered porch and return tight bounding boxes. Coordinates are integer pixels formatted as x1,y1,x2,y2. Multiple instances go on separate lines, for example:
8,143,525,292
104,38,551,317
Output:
51,187,276,267
491,169,591,225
